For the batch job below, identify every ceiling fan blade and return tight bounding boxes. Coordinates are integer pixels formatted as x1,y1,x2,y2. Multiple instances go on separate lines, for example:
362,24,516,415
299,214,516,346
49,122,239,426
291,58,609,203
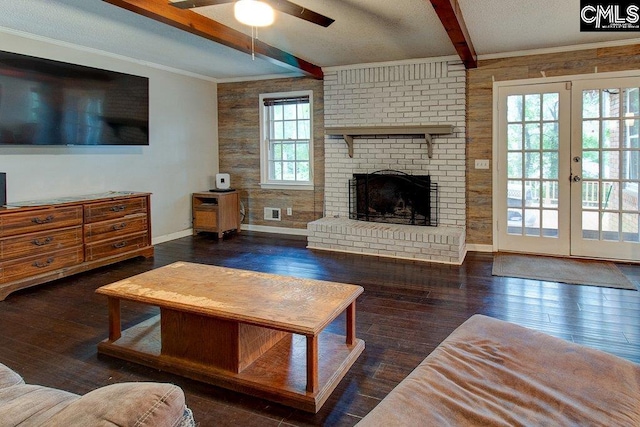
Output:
266,0,334,27
171,1,234,10
170,0,334,27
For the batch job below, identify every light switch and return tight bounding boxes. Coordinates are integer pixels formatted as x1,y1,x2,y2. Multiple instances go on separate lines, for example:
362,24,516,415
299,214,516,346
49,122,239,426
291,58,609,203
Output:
475,159,490,169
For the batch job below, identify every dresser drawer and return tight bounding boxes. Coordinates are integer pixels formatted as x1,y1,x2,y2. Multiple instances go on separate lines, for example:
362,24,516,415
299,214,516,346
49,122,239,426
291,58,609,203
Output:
84,197,148,224
85,231,149,261
0,226,83,260
0,206,83,238
0,246,84,284
84,214,148,244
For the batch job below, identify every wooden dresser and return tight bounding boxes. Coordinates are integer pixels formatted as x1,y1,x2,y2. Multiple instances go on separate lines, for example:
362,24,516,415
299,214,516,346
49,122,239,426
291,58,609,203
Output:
0,191,153,300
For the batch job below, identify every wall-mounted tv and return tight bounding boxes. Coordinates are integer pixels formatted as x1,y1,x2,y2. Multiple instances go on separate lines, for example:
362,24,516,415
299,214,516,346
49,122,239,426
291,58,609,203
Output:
0,50,149,146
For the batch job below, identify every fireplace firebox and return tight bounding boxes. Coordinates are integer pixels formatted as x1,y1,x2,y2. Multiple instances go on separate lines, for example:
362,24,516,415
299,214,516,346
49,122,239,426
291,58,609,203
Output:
349,170,438,226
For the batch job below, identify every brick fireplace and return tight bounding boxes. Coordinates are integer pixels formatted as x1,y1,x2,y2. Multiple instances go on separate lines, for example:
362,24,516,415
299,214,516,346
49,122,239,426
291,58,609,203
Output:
307,58,467,264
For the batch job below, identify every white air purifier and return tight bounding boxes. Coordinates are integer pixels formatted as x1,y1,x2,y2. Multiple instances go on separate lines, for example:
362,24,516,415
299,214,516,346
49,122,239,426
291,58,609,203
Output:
216,173,231,189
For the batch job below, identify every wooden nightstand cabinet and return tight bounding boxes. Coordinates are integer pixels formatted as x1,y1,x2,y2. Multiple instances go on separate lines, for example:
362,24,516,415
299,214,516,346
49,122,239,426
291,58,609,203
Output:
192,191,241,238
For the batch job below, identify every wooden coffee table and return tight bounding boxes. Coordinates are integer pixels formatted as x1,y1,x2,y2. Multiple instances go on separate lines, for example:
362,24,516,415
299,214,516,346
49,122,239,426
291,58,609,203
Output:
96,261,365,412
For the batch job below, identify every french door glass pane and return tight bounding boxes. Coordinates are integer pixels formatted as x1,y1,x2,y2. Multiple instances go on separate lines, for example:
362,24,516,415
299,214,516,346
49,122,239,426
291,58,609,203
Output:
524,94,541,121
583,152,600,178
623,213,640,242
583,211,599,239
543,93,559,120
583,120,599,148
582,181,600,212
508,95,523,121
525,153,540,178
602,120,620,148
506,92,560,238
583,90,600,118
542,153,558,179
580,87,640,244
508,153,522,178
525,123,541,149
602,212,620,241
602,182,619,210
543,123,559,149
525,209,540,236
508,124,523,149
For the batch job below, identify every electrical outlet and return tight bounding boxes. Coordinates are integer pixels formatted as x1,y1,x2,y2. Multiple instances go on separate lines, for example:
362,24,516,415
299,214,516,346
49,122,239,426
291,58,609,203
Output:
287,207,292,216
475,159,490,169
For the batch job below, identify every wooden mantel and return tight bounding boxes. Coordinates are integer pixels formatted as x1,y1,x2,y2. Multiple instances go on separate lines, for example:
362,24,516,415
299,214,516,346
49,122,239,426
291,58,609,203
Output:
325,125,454,158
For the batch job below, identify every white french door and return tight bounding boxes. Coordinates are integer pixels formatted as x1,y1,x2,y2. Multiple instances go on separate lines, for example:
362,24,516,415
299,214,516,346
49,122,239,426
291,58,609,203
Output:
571,78,640,260
496,76,640,261
496,83,571,256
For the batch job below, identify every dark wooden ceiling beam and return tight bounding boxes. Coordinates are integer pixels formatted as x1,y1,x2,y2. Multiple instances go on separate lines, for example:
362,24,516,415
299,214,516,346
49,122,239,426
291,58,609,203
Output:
429,0,477,69
102,0,323,79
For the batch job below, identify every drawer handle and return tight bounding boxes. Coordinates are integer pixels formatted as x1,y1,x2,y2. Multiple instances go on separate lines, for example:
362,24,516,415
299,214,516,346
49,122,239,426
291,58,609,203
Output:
33,258,54,268
111,222,127,231
113,241,127,249
32,237,54,246
110,205,126,212
32,215,54,224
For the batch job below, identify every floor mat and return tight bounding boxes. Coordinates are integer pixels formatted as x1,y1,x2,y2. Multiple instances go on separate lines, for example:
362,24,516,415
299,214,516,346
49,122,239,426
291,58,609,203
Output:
492,253,637,290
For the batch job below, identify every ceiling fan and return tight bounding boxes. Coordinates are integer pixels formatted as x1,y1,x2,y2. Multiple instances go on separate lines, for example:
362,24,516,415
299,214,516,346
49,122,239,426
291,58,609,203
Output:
170,0,335,27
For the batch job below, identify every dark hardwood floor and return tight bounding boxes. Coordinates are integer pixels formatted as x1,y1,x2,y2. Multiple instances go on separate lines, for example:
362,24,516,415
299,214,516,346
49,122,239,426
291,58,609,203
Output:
0,231,639,426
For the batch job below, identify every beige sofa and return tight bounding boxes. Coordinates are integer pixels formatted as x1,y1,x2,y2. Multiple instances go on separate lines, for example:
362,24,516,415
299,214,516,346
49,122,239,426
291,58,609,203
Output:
358,314,640,426
0,363,194,426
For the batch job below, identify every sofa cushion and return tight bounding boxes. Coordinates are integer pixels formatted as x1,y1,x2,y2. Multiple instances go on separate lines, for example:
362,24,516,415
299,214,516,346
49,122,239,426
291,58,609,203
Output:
45,382,188,427
0,383,79,425
357,314,640,426
0,363,25,389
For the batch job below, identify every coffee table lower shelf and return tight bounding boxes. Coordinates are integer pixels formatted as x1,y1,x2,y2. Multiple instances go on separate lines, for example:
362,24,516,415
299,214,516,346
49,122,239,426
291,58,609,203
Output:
97,315,365,413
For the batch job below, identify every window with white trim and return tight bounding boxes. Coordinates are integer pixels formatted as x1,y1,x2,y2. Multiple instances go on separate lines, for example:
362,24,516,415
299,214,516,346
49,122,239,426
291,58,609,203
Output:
259,91,313,190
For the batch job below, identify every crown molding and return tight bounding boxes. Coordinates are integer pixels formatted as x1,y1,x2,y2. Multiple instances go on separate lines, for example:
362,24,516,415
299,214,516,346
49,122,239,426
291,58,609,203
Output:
478,38,640,61
0,25,219,82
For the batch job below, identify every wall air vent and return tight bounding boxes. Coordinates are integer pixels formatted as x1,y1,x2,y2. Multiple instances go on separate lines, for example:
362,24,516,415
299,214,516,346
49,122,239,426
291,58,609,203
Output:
264,207,281,221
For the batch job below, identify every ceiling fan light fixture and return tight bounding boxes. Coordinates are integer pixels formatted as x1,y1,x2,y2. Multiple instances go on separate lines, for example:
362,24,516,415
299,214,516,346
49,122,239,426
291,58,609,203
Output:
234,0,275,27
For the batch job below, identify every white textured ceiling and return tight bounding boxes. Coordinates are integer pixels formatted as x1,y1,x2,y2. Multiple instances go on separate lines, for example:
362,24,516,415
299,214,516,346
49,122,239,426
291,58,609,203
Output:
458,0,640,55
1,0,640,80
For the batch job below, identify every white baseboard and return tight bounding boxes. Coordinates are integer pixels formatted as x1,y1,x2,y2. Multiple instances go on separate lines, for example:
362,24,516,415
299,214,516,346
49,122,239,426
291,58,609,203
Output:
466,244,493,253
152,229,193,245
152,225,308,245
155,228,487,249
241,224,308,236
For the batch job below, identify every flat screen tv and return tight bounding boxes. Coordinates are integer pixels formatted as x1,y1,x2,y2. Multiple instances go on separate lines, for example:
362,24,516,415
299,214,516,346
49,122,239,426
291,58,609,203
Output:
0,50,149,146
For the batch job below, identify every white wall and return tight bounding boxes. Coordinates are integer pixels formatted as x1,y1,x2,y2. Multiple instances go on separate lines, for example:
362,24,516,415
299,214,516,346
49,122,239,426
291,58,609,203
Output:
0,30,218,241
323,59,466,227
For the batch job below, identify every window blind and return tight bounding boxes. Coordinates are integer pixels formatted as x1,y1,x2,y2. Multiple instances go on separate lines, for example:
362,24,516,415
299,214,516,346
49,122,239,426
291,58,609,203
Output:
263,96,309,106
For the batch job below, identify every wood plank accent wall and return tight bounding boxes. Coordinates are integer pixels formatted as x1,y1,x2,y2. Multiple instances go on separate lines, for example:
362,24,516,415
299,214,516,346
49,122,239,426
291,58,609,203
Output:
218,78,325,229
466,44,640,245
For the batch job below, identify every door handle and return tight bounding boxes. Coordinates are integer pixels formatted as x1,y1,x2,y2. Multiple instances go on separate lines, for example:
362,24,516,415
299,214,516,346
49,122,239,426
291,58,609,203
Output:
572,175,581,182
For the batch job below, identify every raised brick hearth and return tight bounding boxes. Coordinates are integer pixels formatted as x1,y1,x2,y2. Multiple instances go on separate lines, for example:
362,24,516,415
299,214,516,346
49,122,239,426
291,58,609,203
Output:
307,218,466,264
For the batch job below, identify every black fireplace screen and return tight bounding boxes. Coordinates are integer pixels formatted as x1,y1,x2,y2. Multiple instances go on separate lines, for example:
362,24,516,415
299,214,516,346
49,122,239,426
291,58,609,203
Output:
349,170,438,226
